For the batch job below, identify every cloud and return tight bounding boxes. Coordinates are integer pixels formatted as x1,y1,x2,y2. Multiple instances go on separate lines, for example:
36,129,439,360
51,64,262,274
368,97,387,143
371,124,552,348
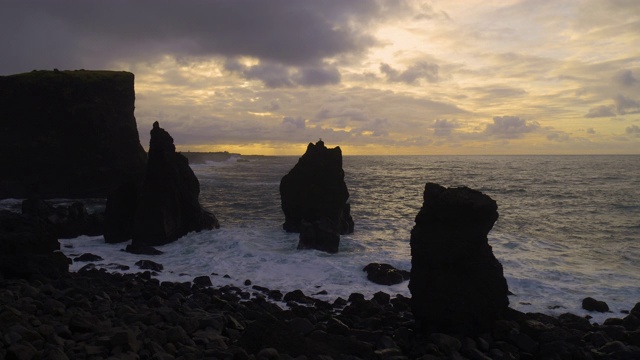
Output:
380,61,439,84
614,94,640,115
282,116,306,130
0,0,392,74
626,124,640,137
431,119,460,136
613,70,638,87
483,116,540,139
224,59,340,88
585,105,616,118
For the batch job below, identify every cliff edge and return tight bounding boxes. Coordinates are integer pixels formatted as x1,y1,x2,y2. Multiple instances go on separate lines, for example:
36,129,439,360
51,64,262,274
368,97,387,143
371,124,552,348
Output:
0,70,147,199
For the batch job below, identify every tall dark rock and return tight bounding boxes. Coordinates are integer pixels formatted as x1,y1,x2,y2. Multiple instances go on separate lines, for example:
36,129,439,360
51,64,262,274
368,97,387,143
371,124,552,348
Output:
127,122,219,246
0,70,147,199
409,183,509,335
280,140,353,253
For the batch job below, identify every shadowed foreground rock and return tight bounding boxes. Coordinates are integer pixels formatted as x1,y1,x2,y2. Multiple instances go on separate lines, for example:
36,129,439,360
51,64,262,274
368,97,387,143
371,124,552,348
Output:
280,140,354,253
2,268,639,359
409,183,509,335
105,122,219,246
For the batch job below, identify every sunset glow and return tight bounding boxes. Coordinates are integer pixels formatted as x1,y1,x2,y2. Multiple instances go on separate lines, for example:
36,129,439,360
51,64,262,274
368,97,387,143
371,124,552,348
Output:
2,0,639,155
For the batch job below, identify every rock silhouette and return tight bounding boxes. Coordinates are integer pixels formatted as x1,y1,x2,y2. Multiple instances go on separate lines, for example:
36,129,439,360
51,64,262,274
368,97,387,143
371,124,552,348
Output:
0,70,147,199
280,140,353,253
409,183,509,335
105,122,219,246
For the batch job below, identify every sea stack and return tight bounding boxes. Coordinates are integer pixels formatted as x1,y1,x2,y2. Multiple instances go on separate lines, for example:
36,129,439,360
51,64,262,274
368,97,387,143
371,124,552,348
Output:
105,122,219,246
280,140,353,253
409,183,509,335
0,70,147,199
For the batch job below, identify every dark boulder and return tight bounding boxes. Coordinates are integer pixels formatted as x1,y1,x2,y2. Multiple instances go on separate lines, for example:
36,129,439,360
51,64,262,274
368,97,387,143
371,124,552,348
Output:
124,244,163,255
280,140,353,253
582,297,610,313
0,210,69,279
363,263,410,285
134,260,163,272
409,183,509,335
106,122,219,246
0,70,147,199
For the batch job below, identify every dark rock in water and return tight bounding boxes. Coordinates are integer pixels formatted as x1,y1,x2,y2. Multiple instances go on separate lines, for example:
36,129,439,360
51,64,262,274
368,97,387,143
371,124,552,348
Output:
298,218,340,253
0,210,69,279
409,183,509,335
582,297,610,313
363,263,410,285
21,197,103,238
0,70,147,199
73,253,103,262
106,122,219,246
193,275,213,287
280,140,353,253
124,244,163,255
134,260,163,272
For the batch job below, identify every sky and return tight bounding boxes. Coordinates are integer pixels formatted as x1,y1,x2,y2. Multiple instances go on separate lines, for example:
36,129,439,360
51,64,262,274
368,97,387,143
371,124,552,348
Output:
1,0,639,155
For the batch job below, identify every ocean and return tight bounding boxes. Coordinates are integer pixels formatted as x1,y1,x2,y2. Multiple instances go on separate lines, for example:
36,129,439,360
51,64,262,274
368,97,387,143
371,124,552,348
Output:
5,155,639,324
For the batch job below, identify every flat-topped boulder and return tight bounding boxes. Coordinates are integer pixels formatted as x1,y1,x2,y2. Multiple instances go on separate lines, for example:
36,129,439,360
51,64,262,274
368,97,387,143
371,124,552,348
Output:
0,70,147,199
280,140,353,253
409,183,509,335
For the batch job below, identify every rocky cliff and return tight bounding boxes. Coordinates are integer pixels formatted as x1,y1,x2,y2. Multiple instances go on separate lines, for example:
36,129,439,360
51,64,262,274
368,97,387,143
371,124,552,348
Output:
0,70,147,199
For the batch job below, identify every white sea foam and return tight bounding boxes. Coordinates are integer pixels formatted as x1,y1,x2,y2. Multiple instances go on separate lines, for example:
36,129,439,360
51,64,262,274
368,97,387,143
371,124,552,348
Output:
18,155,640,325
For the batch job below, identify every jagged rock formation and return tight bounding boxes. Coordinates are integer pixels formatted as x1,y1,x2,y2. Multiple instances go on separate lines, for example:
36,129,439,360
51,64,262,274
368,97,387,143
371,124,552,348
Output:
105,122,219,246
0,70,147,199
409,183,509,335
280,140,353,253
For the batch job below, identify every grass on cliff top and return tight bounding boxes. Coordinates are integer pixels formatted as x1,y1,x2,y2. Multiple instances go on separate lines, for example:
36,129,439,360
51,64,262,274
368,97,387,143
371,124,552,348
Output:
1,69,133,85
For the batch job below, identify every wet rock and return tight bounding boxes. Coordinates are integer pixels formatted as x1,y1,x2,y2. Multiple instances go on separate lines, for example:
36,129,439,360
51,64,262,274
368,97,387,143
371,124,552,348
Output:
193,276,212,287
363,263,410,285
134,260,163,272
582,297,610,313
73,253,103,262
280,140,353,253
409,183,509,335
124,244,163,255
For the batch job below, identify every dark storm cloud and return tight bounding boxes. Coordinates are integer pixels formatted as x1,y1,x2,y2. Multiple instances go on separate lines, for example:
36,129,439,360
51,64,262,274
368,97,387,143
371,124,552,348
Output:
483,116,540,139
223,59,341,88
380,61,440,84
0,0,390,74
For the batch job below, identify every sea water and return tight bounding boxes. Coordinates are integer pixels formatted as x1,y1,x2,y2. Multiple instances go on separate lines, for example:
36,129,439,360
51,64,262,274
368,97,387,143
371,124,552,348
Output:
5,155,638,324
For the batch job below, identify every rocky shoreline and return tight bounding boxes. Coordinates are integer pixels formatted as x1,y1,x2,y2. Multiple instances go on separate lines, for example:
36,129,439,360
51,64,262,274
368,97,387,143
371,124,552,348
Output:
1,269,639,360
